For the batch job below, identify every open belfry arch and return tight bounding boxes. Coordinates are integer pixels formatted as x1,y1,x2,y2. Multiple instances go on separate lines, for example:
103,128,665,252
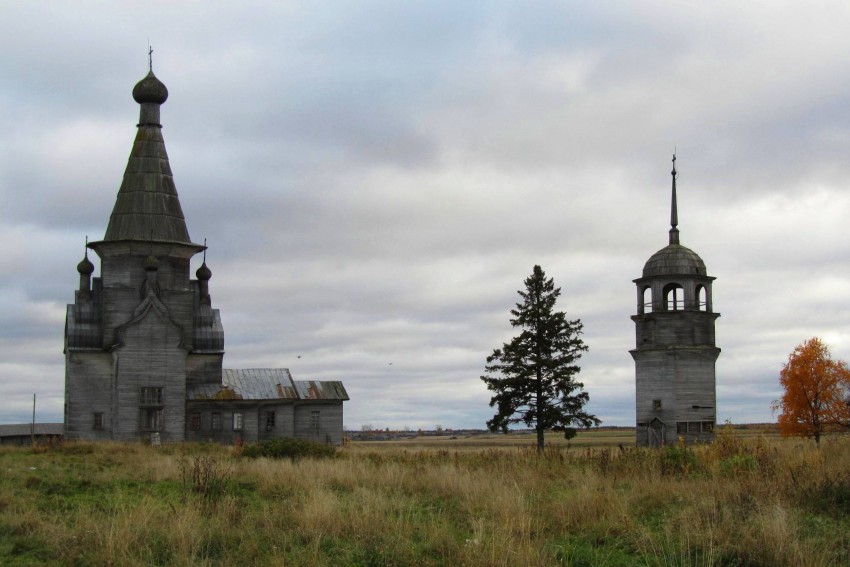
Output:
631,156,719,447
64,63,347,444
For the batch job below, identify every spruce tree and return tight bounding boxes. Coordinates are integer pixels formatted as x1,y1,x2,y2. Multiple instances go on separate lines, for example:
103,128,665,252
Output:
481,265,599,451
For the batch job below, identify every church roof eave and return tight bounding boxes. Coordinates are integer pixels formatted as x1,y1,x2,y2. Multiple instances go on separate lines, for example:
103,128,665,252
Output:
88,238,205,261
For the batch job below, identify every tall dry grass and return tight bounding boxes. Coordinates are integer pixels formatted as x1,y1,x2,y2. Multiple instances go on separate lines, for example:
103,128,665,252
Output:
1,432,849,566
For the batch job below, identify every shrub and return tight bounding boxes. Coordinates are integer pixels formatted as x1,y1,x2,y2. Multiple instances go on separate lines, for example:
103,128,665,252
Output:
790,467,850,518
241,437,337,461
660,444,699,477
719,453,758,477
178,455,232,507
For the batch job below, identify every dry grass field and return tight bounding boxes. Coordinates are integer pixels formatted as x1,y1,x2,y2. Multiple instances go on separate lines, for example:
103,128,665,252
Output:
1,426,848,566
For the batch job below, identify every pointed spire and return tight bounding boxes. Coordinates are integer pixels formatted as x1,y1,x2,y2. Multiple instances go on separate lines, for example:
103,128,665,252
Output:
101,62,191,244
669,153,680,245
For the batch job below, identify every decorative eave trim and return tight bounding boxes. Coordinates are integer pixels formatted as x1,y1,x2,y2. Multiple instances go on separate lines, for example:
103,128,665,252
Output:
110,291,189,352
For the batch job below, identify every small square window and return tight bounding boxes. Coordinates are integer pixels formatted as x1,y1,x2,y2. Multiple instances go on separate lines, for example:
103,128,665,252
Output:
687,422,700,433
310,410,320,430
93,412,104,430
140,387,163,406
652,399,662,411
702,421,714,433
676,422,687,435
211,412,222,430
233,412,243,431
190,412,201,431
265,411,276,430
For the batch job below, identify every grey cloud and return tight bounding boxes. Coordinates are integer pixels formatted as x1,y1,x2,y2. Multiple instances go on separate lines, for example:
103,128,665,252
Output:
5,2,850,430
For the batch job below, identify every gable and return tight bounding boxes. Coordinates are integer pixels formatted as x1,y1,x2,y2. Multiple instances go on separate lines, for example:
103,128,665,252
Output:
113,293,187,352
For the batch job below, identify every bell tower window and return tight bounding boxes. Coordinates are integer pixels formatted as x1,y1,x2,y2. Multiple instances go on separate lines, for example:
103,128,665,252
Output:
663,283,684,311
642,286,653,314
697,285,708,312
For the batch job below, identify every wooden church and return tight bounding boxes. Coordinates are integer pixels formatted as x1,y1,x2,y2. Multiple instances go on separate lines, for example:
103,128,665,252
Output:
631,156,719,446
64,66,348,444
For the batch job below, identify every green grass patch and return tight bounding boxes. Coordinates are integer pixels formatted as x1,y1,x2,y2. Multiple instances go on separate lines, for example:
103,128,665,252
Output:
241,437,338,460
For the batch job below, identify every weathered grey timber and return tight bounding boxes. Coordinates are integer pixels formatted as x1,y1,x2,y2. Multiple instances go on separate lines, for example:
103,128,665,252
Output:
630,156,719,447
64,67,348,444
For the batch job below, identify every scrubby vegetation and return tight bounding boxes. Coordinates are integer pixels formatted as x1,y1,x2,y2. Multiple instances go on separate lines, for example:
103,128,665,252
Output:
241,437,338,461
1,430,849,566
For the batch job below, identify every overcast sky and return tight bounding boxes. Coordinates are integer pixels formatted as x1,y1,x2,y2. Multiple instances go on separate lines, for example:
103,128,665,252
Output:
3,2,850,430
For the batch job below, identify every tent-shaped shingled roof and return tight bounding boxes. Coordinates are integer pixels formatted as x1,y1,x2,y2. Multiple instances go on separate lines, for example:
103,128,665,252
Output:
102,69,194,244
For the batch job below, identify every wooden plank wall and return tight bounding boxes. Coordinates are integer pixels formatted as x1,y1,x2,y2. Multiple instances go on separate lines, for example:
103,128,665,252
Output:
294,402,344,445
112,305,187,442
65,351,113,440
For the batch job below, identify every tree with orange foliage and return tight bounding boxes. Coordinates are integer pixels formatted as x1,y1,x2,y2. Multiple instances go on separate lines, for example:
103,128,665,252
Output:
772,337,850,446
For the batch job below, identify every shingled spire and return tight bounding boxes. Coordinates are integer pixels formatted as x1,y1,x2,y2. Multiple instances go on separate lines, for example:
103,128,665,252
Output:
102,66,193,244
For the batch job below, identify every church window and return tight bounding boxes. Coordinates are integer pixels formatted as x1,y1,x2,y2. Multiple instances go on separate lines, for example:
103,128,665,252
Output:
139,387,163,432
266,411,276,430
310,411,321,430
93,412,104,430
233,412,243,431
677,421,712,435
140,387,163,405
190,412,201,431
652,399,662,411
140,409,162,432
663,283,684,311
211,412,222,430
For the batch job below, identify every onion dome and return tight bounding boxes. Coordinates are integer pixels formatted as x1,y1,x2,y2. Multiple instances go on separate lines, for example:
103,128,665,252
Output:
144,254,159,271
196,262,212,281
77,253,95,275
132,70,168,105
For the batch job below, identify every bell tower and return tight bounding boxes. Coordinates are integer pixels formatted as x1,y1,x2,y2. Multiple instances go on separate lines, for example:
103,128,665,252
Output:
631,156,720,446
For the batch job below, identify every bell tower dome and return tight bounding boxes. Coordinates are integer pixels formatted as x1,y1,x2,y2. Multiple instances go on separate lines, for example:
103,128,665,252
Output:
630,155,720,446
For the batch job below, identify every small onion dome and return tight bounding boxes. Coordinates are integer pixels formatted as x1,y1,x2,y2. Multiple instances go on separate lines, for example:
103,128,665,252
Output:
132,70,168,105
642,244,706,278
77,254,95,275
196,262,212,281
144,254,159,271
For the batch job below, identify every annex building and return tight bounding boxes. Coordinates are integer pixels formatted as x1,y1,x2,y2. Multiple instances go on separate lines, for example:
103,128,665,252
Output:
64,67,348,444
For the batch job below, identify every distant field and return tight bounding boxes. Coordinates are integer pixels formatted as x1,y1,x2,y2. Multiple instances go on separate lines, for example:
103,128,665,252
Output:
350,424,781,451
351,429,634,451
